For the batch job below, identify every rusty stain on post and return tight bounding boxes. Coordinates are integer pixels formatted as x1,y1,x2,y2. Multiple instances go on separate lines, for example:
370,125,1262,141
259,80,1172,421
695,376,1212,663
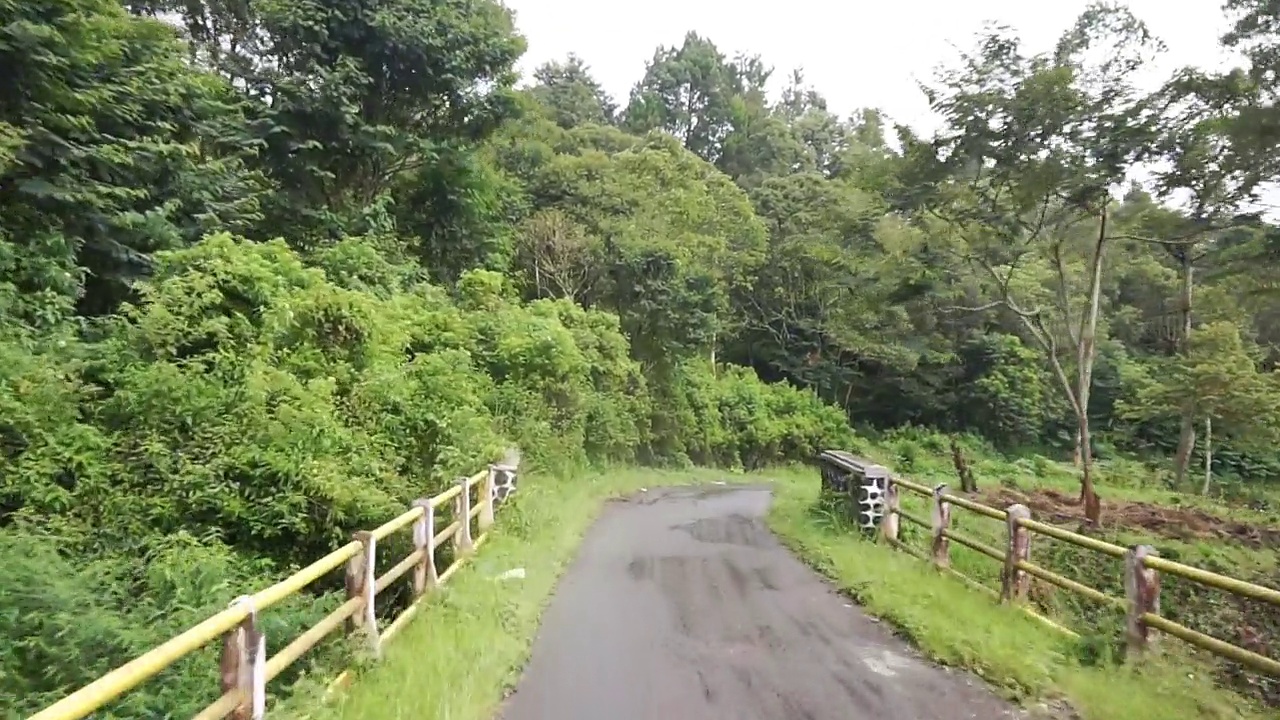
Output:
411,499,437,597
1001,504,1032,603
345,531,381,658
343,534,366,636
1125,545,1161,656
881,479,900,543
930,483,951,568
454,476,474,555
218,615,247,720
358,531,380,657
479,466,497,531
218,597,264,720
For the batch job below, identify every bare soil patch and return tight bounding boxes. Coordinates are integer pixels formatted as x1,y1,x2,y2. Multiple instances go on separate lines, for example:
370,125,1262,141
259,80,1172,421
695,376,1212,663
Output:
977,487,1280,549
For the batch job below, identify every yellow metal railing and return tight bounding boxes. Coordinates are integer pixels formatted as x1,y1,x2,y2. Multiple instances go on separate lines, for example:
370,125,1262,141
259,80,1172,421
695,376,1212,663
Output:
28,466,504,720
872,472,1280,677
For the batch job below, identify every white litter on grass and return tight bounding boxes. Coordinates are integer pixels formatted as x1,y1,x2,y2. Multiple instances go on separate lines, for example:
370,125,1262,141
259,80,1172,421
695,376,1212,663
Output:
712,481,726,485
496,568,526,581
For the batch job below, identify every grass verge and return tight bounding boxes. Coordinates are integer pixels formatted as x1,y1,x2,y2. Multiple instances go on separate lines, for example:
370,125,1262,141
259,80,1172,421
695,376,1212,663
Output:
283,466,740,720
280,462,1265,720
763,466,1267,720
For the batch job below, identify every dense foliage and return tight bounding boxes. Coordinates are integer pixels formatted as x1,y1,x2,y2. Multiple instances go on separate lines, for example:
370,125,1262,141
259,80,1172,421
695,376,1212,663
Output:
7,0,1280,714
0,0,852,714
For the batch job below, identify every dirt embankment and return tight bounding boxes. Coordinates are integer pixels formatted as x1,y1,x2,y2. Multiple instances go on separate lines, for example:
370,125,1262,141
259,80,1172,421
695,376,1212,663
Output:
979,487,1280,549
975,485,1280,708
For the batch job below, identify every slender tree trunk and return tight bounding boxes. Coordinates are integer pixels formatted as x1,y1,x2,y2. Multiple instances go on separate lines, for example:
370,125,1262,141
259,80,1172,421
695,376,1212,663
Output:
1201,416,1213,495
1077,208,1108,523
1174,412,1197,486
1072,430,1082,467
1078,411,1101,520
1173,252,1196,485
951,436,977,492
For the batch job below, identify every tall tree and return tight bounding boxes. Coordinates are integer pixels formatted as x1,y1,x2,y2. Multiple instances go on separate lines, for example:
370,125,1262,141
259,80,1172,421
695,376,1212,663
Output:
922,4,1163,521
530,54,617,128
0,0,268,323
623,32,764,164
1222,0,1280,182
1128,17,1277,484
146,0,527,247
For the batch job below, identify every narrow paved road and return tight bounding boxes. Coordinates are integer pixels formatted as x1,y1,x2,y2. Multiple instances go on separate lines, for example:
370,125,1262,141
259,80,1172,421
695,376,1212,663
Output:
500,484,1027,720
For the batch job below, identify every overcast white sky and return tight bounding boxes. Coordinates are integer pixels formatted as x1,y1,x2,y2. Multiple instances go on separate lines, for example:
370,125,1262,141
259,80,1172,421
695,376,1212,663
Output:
502,0,1240,136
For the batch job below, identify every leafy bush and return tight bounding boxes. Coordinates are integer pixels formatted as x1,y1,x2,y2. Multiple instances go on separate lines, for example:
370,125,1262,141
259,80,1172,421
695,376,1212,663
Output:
649,362,854,470
1,234,855,717
0,528,337,718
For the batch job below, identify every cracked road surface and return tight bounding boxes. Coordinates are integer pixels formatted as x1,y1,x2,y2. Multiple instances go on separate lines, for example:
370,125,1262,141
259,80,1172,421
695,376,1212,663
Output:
499,484,1025,720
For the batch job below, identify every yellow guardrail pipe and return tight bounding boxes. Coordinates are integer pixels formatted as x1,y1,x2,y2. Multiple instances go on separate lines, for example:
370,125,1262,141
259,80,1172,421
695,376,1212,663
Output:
876,469,1280,678
27,467,495,720
28,540,363,720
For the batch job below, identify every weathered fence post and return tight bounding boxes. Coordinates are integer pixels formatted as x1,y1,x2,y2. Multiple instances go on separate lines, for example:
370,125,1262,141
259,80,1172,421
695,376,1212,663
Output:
931,483,951,568
1124,545,1161,656
453,476,474,555
344,530,381,657
479,466,497,532
411,499,438,597
219,596,265,720
880,478,900,543
1001,504,1032,602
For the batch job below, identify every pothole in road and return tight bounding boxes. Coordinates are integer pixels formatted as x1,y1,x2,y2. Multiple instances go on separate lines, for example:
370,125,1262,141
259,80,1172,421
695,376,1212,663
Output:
672,514,771,547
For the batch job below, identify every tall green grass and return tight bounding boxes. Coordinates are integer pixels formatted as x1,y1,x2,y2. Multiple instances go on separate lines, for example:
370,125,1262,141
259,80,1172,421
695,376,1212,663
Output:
764,467,1267,720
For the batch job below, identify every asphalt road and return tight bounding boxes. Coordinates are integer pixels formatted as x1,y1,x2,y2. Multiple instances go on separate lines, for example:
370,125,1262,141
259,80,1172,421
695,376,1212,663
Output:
499,484,1029,720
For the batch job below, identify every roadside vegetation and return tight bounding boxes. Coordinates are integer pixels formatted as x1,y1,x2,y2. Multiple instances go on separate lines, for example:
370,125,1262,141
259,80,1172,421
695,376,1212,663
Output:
766,462,1270,720
6,0,1280,716
285,468,743,720
296,456,1272,720
854,427,1279,709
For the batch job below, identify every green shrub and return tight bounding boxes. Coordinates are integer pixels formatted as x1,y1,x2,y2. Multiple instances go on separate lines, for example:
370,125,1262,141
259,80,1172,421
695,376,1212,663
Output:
0,235,855,717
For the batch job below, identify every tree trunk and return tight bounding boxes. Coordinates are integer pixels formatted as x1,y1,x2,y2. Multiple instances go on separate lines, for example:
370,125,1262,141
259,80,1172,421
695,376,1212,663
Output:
950,437,977,492
1173,251,1196,485
1173,413,1197,487
1076,207,1108,523
1079,411,1101,522
1201,417,1213,496
1072,430,1082,467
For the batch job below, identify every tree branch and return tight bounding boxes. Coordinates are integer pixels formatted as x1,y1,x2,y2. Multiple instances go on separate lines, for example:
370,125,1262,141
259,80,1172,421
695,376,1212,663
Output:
1051,239,1082,348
